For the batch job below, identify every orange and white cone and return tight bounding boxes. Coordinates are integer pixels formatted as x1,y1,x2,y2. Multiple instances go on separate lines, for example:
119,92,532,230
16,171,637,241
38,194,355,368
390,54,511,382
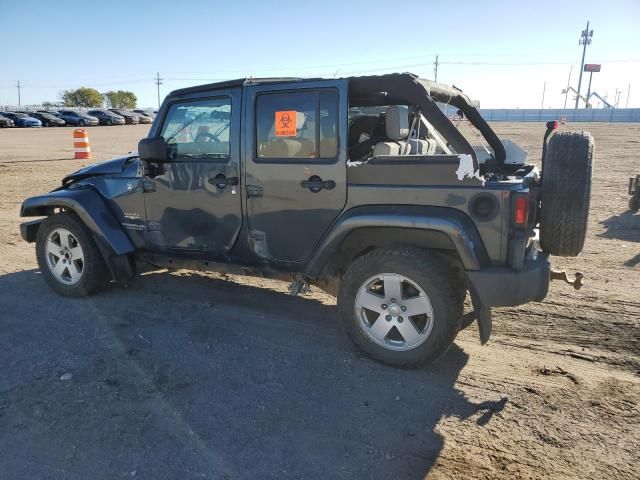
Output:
73,129,91,159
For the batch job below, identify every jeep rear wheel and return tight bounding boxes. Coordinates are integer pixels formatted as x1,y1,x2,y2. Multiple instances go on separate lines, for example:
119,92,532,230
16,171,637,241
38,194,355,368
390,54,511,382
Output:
36,212,110,297
540,131,594,257
338,247,464,368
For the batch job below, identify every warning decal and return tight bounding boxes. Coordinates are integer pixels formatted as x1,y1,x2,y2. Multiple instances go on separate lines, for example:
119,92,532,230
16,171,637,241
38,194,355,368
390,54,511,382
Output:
275,111,297,137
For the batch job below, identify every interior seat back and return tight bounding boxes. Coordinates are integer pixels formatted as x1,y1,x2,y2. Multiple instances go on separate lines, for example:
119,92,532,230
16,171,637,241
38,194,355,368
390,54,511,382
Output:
372,105,411,157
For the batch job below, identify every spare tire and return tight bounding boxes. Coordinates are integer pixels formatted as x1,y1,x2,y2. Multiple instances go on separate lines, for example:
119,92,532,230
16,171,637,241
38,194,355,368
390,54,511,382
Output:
540,131,594,257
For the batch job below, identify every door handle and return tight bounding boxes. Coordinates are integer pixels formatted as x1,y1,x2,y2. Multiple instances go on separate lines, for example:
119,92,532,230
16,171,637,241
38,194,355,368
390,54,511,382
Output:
301,175,336,193
209,175,239,189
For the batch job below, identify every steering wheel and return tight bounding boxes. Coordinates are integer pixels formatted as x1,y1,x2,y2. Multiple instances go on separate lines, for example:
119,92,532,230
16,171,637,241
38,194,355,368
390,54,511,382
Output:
194,132,221,153
194,131,220,143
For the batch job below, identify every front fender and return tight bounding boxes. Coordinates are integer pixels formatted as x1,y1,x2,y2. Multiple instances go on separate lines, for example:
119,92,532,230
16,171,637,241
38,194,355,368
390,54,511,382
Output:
20,186,135,256
304,205,490,277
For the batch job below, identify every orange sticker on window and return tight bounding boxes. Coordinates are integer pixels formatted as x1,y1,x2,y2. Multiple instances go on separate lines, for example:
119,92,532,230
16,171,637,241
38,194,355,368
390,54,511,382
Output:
275,111,297,137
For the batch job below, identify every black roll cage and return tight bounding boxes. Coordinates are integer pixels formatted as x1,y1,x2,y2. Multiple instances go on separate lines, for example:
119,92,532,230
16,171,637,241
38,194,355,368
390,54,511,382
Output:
347,73,506,169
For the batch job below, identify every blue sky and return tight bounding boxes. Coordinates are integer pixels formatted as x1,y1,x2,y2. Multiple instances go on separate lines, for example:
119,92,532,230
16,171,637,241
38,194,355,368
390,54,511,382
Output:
1,0,639,108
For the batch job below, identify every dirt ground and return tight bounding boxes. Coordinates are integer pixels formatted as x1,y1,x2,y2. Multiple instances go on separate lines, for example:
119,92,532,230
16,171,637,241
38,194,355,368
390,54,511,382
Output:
0,123,638,479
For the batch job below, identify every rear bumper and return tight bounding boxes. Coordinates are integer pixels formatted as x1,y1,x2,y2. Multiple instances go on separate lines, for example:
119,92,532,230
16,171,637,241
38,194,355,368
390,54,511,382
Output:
466,251,550,307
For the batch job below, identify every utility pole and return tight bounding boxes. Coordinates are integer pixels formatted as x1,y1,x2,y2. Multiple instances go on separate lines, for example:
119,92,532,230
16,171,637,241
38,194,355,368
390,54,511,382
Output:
541,82,546,108
575,21,593,109
16,80,21,106
614,88,622,108
155,72,163,108
626,84,631,108
563,65,573,109
434,54,439,82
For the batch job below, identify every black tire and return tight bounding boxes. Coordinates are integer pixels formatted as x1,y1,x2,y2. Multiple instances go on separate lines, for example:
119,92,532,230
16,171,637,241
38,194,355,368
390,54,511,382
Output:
36,212,110,297
630,196,640,212
540,131,594,257
106,119,112,126
78,119,86,127
337,247,464,368
43,120,49,127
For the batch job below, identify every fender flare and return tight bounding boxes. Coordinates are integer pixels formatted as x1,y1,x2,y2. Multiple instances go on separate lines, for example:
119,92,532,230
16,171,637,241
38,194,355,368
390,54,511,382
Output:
20,187,135,281
304,205,490,277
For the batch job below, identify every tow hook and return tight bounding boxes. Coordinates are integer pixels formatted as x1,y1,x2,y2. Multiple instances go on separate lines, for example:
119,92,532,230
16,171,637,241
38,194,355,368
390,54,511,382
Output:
550,269,584,290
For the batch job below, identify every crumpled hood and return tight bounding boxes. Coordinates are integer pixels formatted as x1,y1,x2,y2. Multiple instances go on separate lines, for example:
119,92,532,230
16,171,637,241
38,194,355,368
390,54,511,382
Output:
61,153,138,186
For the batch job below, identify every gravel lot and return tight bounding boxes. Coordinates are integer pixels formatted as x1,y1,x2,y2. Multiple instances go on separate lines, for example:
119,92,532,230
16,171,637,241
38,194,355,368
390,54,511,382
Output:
0,123,638,479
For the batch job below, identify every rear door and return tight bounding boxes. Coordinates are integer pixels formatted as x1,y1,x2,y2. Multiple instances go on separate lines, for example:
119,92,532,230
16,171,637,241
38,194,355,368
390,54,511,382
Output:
143,88,243,255
244,80,348,264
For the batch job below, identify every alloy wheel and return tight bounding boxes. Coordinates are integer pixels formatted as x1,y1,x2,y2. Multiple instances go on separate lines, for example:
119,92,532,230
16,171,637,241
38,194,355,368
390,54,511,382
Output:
44,228,85,285
354,273,434,351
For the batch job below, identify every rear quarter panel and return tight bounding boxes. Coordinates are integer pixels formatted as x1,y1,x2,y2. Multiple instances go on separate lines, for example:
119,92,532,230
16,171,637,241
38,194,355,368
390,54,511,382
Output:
346,157,524,265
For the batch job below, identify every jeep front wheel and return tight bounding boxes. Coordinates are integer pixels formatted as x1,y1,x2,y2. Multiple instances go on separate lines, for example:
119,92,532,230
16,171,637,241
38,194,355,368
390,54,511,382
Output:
338,247,463,368
36,212,110,297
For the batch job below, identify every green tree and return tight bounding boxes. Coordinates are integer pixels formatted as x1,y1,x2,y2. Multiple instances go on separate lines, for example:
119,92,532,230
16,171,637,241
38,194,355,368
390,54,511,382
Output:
60,87,103,108
103,90,137,109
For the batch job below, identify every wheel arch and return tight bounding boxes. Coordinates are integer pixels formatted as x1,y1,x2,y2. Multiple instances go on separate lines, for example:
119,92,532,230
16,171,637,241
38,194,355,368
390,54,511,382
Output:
21,188,136,282
304,205,490,279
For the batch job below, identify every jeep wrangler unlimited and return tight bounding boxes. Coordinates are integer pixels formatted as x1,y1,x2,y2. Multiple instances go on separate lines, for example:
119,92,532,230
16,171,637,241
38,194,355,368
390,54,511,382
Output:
20,73,593,367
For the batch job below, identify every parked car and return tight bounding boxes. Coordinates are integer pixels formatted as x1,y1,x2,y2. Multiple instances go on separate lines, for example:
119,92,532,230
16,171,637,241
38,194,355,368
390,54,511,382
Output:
57,110,99,127
133,109,156,119
24,111,65,127
0,112,15,127
87,109,126,126
135,113,152,124
2,112,42,127
108,109,140,125
19,73,593,368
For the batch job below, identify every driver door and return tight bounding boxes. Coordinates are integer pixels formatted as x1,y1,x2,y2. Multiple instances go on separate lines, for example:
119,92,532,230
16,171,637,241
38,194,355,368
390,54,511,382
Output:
143,88,243,255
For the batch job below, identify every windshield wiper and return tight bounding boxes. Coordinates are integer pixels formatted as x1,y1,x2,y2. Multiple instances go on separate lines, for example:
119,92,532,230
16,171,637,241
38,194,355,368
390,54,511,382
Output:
166,112,207,143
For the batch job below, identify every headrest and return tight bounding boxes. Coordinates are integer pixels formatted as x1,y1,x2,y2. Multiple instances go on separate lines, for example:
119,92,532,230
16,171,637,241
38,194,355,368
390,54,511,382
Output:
385,105,409,140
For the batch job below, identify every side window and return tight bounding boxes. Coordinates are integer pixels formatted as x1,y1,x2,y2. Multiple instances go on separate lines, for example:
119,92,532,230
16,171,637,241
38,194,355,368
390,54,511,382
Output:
160,97,231,160
256,89,338,160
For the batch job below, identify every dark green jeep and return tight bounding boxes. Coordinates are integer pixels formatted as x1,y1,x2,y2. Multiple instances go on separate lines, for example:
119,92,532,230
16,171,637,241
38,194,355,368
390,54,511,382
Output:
20,73,593,367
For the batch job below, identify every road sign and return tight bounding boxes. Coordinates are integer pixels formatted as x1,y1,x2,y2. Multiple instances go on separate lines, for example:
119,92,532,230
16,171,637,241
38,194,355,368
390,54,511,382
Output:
584,64,601,72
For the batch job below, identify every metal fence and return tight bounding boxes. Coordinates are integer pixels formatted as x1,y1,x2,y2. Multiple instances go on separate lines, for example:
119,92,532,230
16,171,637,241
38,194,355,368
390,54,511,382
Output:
477,108,640,123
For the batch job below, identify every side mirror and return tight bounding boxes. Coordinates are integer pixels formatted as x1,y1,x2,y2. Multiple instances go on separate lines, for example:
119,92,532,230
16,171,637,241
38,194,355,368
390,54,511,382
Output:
138,136,169,163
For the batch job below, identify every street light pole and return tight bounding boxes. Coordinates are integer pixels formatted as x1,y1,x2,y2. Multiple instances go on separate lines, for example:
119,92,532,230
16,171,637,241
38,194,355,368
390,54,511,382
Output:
575,20,593,109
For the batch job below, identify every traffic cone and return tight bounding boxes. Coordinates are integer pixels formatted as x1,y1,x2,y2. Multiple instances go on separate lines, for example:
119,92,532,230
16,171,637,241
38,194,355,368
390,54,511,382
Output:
73,129,92,159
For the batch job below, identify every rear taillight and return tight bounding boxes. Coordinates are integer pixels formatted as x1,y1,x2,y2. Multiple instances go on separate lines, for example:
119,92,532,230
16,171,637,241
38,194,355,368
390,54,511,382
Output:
514,195,529,227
